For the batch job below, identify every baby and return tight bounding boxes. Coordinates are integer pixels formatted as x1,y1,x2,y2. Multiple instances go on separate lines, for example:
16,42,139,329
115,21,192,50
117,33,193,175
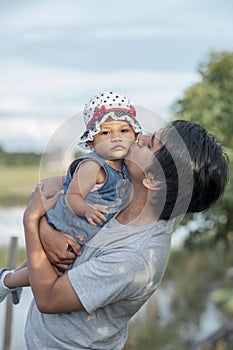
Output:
0,90,142,304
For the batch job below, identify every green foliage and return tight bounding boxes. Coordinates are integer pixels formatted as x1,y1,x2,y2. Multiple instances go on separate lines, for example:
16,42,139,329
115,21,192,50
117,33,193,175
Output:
126,322,183,350
165,245,230,324
211,288,233,316
172,50,233,247
0,146,41,166
174,51,233,147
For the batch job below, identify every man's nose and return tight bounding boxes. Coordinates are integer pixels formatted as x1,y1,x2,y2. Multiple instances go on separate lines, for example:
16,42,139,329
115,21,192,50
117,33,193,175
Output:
138,135,150,147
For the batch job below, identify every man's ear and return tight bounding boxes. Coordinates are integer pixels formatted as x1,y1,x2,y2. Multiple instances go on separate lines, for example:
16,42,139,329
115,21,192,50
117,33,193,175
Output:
142,174,160,191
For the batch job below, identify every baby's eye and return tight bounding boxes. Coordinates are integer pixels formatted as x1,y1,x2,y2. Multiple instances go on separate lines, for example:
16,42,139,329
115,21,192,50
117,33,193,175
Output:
102,130,110,135
121,129,129,133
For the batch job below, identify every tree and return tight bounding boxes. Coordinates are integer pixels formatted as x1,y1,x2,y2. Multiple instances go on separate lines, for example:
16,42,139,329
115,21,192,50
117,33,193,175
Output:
173,50,233,249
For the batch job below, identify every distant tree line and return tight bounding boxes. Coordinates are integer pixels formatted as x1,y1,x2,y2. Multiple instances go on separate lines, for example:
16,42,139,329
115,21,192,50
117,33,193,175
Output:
0,146,42,165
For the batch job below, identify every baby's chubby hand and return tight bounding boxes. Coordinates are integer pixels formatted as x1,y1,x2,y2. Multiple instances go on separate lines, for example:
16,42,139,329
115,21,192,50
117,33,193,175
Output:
85,204,108,226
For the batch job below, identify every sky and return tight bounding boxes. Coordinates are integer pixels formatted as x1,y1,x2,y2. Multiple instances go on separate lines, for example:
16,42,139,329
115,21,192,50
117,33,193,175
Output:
0,0,233,152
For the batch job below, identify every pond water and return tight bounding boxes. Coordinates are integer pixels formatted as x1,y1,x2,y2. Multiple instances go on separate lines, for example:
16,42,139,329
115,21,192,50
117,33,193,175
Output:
0,207,29,349
0,288,32,350
0,207,227,349
0,207,188,248
0,207,25,247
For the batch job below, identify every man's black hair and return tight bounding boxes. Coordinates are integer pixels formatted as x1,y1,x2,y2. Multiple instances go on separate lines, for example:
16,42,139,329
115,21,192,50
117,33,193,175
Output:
147,120,229,220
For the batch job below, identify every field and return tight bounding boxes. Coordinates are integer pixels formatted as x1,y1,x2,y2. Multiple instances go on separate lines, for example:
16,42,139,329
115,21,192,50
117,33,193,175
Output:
0,246,25,267
0,164,57,206
0,163,56,264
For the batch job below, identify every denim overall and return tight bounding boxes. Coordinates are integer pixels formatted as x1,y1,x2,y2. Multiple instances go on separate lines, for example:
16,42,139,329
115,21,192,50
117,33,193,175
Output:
46,153,131,244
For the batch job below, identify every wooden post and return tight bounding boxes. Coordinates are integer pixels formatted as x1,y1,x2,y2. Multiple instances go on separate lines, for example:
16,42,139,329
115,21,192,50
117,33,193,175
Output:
2,237,18,350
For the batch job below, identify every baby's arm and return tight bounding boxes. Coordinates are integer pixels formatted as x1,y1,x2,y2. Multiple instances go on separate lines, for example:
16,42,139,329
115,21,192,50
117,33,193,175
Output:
65,160,108,226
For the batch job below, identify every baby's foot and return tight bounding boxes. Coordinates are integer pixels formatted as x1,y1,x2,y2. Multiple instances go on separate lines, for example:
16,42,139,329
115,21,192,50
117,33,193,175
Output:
0,268,22,304
0,268,11,302
10,287,23,304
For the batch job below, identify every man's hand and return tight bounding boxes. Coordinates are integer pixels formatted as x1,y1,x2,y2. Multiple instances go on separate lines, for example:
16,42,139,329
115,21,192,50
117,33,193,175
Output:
23,181,64,225
39,217,81,272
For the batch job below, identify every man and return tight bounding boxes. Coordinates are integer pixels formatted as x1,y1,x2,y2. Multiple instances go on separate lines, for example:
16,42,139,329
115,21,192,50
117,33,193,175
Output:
2,120,229,349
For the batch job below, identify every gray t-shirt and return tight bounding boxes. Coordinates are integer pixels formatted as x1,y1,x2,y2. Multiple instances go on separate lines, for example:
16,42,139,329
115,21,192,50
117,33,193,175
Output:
24,218,172,350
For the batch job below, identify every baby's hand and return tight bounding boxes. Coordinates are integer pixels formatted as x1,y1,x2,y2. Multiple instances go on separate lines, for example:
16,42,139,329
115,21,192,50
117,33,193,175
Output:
85,204,108,226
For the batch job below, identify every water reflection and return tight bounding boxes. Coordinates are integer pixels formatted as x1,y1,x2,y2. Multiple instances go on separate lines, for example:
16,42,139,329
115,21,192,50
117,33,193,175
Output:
0,207,25,247
0,207,28,349
127,282,227,346
0,288,32,350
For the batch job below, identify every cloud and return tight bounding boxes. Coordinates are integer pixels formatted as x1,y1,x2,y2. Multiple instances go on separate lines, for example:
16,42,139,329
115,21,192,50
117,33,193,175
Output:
0,63,197,114
0,66,197,152
0,96,33,113
0,0,232,151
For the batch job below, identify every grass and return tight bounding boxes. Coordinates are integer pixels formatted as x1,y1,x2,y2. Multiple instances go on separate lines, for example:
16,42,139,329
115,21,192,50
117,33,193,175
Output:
0,164,58,206
0,246,25,268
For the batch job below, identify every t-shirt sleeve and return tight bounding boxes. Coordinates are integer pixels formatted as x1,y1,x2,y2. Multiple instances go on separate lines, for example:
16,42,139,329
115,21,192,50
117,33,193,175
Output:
68,249,149,314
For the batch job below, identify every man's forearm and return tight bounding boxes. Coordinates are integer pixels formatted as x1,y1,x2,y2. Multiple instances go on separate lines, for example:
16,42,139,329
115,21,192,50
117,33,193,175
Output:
24,214,59,310
24,215,84,313
22,182,84,313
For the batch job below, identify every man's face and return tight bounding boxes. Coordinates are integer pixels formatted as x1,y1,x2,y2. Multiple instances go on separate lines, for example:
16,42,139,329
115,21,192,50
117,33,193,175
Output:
125,132,162,176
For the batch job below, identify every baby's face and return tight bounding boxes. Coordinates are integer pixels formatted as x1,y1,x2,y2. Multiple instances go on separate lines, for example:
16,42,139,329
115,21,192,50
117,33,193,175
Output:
90,118,136,160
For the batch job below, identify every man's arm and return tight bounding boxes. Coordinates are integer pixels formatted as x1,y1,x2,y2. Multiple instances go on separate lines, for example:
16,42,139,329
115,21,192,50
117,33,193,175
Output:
39,217,81,272
23,183,84,314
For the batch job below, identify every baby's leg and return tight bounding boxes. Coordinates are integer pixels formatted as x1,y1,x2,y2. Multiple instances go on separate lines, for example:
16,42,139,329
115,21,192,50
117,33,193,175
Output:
4,266,29,289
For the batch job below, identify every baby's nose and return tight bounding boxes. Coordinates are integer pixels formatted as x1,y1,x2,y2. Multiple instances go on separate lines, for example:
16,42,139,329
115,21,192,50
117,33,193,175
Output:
112,133,121,141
